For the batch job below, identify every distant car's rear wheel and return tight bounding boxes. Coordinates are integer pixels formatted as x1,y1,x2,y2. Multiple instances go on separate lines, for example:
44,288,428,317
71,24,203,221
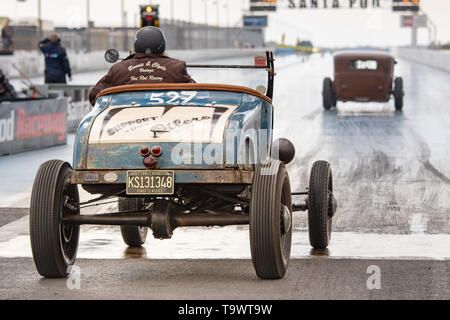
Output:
250,159,292,279
331,81,337,107
308,160,335,249
323,77,334,110
119,198,148,247
30,160,80,278
394,77,404,111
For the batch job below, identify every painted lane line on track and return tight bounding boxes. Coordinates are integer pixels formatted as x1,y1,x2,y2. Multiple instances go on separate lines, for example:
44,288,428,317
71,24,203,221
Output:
0,217,449,260
0,215,29,242
410,212,429,234
0,192,31,208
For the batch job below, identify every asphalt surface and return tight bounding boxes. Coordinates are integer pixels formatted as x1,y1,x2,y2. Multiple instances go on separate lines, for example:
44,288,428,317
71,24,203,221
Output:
1,52,449,299
0,208,27,228
0,258,448,300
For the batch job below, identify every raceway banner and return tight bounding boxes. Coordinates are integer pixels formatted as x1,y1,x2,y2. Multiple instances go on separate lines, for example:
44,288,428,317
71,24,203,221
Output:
0,98,68,156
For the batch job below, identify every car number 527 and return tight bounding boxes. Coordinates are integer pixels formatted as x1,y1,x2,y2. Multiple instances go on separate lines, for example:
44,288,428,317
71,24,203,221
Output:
149,91,198,105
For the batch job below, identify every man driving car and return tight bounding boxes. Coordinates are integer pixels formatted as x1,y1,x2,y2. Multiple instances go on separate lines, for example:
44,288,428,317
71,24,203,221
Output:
89,26,195,106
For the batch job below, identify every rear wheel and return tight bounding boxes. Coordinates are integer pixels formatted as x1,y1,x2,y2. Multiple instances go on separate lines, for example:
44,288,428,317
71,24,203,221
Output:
119,198,148,247
394,77,404,111
308,160,335,249
331,81,337,107
30,160,79,278
322,77,334,110
250,159,292,279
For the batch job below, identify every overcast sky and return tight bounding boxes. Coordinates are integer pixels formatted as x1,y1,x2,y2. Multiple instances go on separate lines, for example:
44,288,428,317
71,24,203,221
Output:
1,0,449,47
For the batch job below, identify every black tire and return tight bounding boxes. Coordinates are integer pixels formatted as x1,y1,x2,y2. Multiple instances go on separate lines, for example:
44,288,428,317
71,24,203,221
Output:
322,77,333,110
394,77,404,111
119,198,148,247
250,159,292,279
308,160,333,249
331,81,337,107
30,160,79,278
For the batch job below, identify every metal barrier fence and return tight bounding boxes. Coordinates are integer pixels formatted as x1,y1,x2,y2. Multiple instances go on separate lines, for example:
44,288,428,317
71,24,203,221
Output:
11,20,264,52
47,84,92,133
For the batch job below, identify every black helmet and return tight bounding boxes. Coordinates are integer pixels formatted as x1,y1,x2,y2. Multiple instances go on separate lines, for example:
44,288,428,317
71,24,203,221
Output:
134,26,166,54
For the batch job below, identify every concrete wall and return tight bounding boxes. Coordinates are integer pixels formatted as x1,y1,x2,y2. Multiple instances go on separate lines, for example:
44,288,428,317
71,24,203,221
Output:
11,23,264,52
393,47,450,73
0,50,111,79
0,48,266,79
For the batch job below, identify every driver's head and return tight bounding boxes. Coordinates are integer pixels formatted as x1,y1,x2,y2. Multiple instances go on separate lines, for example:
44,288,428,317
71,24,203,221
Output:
134,26,166,55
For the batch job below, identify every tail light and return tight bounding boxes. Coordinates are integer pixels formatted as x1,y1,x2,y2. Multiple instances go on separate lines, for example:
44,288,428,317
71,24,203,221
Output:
151,145,162,157
140,146,150,157
143,155,158,169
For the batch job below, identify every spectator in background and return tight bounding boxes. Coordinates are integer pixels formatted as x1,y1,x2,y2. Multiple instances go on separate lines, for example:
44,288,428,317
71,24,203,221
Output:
0,69,17,99
39,33,72,84
1,19,13,52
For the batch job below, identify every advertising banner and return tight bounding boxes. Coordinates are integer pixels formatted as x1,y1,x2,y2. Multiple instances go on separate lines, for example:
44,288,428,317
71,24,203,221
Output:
0,97,68,156
243,15,269,28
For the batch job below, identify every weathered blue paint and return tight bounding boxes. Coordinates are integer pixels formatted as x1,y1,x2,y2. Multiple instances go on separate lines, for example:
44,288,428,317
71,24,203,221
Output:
73,96,111,168
85,142,225,169
73,89,273,173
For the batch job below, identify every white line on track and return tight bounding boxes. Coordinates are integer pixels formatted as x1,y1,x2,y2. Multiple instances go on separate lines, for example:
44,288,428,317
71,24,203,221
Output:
0,192,31,208
410,212,429,234
0,216,448,260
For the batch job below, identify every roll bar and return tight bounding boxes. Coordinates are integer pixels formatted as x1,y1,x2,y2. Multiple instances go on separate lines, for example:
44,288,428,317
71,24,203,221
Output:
186,51,275,100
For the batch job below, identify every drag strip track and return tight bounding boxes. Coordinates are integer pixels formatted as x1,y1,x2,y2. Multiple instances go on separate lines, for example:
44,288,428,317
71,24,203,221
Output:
0,258,448,299
1,53,449,299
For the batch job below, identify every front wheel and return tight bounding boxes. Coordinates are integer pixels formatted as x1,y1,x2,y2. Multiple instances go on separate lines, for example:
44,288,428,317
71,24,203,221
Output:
250,159,292,279
308,160,335,249
30,160,80,278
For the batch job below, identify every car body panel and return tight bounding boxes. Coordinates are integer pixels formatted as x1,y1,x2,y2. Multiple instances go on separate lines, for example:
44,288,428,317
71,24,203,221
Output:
73,85,273,179
333,51,395,102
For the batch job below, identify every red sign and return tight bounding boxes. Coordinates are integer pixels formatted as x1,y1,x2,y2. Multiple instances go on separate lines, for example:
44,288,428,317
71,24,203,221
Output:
254,56,267,67
401,15,414,27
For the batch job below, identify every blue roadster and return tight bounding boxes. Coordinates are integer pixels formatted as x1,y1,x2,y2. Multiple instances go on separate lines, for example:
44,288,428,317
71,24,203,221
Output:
29,51,337,279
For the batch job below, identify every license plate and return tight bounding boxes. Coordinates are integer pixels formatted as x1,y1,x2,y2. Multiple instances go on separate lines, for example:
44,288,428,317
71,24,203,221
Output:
126,170,174,195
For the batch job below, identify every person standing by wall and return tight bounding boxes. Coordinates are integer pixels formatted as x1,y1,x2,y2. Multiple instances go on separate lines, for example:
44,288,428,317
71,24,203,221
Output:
39,33,72,84
1,19,13,52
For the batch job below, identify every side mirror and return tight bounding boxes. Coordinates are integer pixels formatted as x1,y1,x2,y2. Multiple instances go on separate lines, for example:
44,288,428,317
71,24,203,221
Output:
105,49,120,63
256,85,266,95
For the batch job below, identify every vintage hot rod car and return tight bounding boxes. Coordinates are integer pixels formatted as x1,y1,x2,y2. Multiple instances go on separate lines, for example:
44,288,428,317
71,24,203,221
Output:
323,51,404,110
29,51,337,279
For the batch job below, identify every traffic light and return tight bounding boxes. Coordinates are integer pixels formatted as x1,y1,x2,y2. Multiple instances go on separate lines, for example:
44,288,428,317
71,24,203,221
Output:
392,0,420,12
140,5,160,28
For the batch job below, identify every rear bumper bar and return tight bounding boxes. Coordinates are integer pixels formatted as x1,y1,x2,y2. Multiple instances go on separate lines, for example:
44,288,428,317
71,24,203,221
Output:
71,169,254,185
